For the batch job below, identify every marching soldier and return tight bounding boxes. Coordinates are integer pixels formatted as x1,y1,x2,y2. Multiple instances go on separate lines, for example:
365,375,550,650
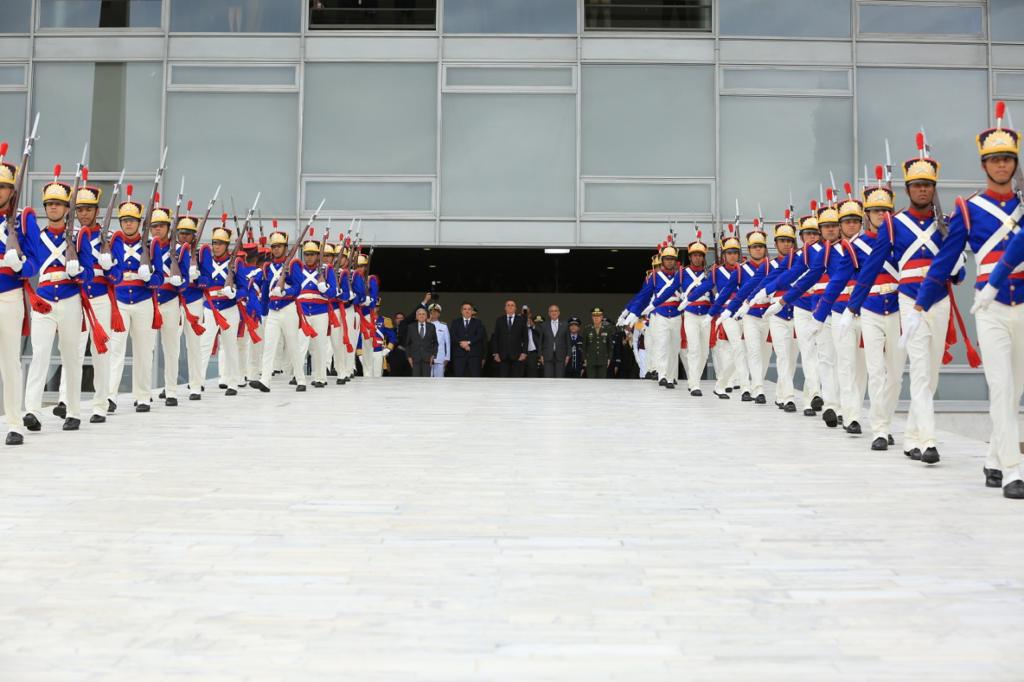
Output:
23,168,86,432
618,249,661,380
322,240,352,384
197,220,242,395
566,316,584,378
181,216,208,400
927,102,1022,498
252,228,304,393
150,206,188,407
626,243,683,388
708,228,746,399
235,237,264,386
582,306,613,379
0,144,38,444
366,303,395,377
722,225,772,404
678,233,712,396
109,196,165,412
294,239,335,388
843,169,902,450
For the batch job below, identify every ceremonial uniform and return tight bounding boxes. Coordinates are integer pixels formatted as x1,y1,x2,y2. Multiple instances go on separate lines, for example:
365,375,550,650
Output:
197,226,243,395
679,237,712,394
632,245,683,387
429,303,450,378
924,107,1023,497
566,318,584,378
181,233,208,400
621,252,664,381
152,208,190,406
756,222,799,410
725,229,771,403
294,241,335,388
235,246,264,386
109,202,165,411
582,308,613,379
708,233,746,397
256,232,306,391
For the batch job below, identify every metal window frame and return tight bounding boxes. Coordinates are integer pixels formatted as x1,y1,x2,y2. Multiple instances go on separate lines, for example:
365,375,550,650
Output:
856,1,987,42
301,175,437,219
167,62,300,92
580,176,715,220
993,71,1024,99
441,62,577,93
0,63,29,90
720,65,853,96
35,0,165,33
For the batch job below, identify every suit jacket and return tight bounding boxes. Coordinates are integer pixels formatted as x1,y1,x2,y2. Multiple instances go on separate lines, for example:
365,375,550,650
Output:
491,313,528,360
450,316,486,358
404,321,439,362
537,318,569,362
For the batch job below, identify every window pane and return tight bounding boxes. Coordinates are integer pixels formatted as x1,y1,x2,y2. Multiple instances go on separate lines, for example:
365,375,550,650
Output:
995,72,1024,98
0,0,32,33
720,96,853,223
721,68,850,93
170,0,301,33
0,93,28,160
310,0,436,30
582,65,714,177
171,65,297,87
858,4,983,37
992,0,1024,42
305,180,432,213
585,182,711,214
303,63,437,176
167,92,298,215
857,69,988,181
39,0,162,28
447,67,573,88
0,66,27,87
444,0,576,34
32,62,161,173
441,94,575,217
584,0,711,31
720,0,850,38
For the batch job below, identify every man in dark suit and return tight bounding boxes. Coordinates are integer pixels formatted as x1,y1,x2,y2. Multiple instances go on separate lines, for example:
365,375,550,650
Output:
404,307,438,377
491,299,528,377
450,301,486,377
537,304,569,378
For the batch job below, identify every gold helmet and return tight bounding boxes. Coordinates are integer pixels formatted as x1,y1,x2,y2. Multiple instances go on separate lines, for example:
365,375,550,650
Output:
721,225,741,252
0,141,16,187
863,165,895,211
978,101,1020,160
356,253,369,266
774,222,797,240
302,240,320,255
76,185,102,207
150,206,172,225
42,165,71,204
903,132,940,184
211,226,232,243
838,198,864,222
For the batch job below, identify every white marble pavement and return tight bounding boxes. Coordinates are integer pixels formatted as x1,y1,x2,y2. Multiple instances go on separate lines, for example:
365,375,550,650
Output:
0,376,1022,681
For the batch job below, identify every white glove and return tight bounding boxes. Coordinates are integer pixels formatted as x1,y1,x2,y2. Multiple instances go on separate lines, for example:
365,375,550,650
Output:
616,310,628,326
189,265,200,280
169,275,184,287
221,285,236,299
836,307,855,339
720,309,733,320
65,259,83,278
623,312,638,328
764,301,783,318
317,281,329,294
970,284,998,314
641,304,655,317
364,296,373,307
751,288,769,306
737,301,752,318
3,249,23,272
899,308,923,349
97,252,114,271
270,287,284,298
138,264,152,282
382,347,390,357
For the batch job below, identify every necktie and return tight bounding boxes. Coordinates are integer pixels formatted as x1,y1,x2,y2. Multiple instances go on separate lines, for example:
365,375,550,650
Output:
508,316,513,330
419,323,425,338
553,321,558,335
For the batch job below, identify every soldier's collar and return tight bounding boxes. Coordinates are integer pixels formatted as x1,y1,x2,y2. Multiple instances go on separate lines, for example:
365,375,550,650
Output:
983,189,1016,202
905,206,934,221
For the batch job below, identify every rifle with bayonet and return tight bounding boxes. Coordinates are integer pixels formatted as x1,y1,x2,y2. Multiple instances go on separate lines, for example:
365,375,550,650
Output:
917,129,948,237
167,176,185,279
275,198,326,291
225,192,261,289
64,142,89,264
2,112,40,260
138,146,169,269
99,168,126,253
317,216,332,283
191,185,221,263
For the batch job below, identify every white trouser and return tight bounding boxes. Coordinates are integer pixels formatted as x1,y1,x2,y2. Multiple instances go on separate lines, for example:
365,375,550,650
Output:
645,317,663,380
721,317,748,392
260,305,305,386
25,296,82,420
59,294,114,416
235,331,253,385
156,298,182,399
183,298,205,395
200,304,241,390
346,306,360,376
683,312,711,392
816,315,839,413
860,309,904,439
0,288,25,433
768,314,796,404
274,333,285,373
899,293,949,450
832,310,866,424
108,299,156,405
713,340,735,392
297,312,329,384
248,320,264,379
649,314,682,383
741,314,771,396
792,306,821,407
635,348,647,378
328,316,347,378
431,362,445,378
369,350,385,378
976,302,1024,474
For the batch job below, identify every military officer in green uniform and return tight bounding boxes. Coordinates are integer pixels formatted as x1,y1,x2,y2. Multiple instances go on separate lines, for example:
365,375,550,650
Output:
583,307,613,379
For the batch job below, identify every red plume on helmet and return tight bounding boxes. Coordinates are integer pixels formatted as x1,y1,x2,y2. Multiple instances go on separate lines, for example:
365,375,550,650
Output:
221,212,228,226
916,131,925,158
126,184,133,200
996,100,1006,128
53,164,62,181
843,181,852,198
810,200,817,212
0,142,8,160
874,165,884,186
187,200,193,211
82,167,89,182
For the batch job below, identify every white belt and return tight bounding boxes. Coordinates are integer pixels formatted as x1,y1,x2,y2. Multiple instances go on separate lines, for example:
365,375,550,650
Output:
296,293,330,304
900,265,929,280
39,271,69,284
869,282,898,295
978,261,1024,276
122,271,145,284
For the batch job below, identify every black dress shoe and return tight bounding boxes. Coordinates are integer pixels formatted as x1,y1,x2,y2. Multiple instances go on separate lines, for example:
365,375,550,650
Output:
906,448,922,461
225,388,238,396
754,394,766,404
921,447,940,464
887,434,895,446
296,384,306,392
725,387,733,393
822,408,838,428
62,417,80,431
272,370,283,376
89,414,106,424
803,408,816,416
5,432,23,446
871,437,888,450
107,399,117,414
336,378,344,385
250,381,270,393
741,391,753,402
690,389,703,397
845,421,862,435
23,413,40,432
52,402,67,419
984,468,1003,488
810,396,823,411
1004,480,1024,499
218,383,228,390
159,390,166,400
658,378,668,387
165,397,178,407
189,393,201,401
289,377,297,385
784,402,796,413
664,382,675,389
713,390,730,399
733,385,741,391
135,403,150,413
837,415,844,426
